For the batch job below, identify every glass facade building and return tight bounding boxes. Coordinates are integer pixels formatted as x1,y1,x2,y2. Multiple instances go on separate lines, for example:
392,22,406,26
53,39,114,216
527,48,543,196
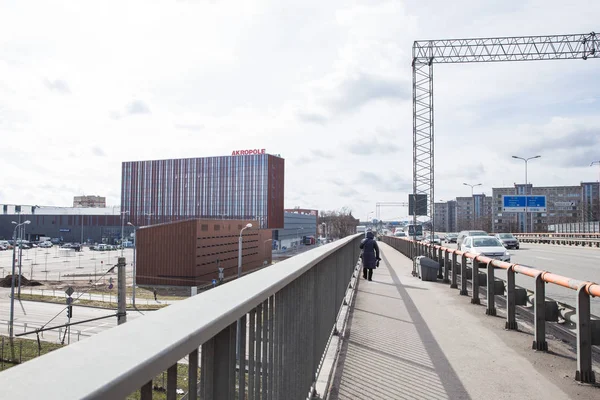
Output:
121,154,285,229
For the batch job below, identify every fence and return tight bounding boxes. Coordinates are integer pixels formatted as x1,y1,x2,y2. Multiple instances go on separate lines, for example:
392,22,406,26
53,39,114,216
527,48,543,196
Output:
0,234,362,400
549,221,600,233
381,236,600,384
514,233,600,247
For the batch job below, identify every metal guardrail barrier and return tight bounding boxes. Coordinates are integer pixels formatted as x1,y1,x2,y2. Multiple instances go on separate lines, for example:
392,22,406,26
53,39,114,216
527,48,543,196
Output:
514,233,600,247
381,236,600,384
0,234,363,400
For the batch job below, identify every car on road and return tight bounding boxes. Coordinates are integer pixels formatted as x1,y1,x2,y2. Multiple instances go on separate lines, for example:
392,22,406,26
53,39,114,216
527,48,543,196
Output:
394,231,407,238
495,233,520,249
423,234,441,245
461,236,511,267
457,230,488,250
445,233,458,243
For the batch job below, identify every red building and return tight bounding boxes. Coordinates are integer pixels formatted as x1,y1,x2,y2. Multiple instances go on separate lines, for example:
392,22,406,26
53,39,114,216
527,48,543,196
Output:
135,219,272,287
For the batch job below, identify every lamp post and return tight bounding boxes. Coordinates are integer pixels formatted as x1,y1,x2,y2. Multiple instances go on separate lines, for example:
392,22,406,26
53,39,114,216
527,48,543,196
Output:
127,222,137,307
463,183,482,229
120,211,129,256
9,220,30,339
512,155,541,233
238,223,253,278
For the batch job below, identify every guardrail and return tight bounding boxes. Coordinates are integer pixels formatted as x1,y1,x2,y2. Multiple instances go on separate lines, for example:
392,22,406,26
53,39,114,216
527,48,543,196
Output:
381,236,600,384
514,233,600,247
0,234,363,400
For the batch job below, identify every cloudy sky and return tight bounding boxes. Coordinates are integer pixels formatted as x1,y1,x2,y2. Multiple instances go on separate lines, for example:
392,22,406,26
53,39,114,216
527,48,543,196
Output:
1,0,599,221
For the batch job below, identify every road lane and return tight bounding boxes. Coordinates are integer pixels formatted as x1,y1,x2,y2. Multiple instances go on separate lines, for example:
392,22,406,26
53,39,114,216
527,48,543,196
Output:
441,242,600,316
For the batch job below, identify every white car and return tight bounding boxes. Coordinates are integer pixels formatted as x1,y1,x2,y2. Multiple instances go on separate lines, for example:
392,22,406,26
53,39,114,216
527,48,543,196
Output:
39,241,53,248
461,236,511,266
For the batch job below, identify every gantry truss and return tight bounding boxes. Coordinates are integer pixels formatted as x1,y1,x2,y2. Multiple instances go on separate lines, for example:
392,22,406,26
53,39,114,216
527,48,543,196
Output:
412,31,599,242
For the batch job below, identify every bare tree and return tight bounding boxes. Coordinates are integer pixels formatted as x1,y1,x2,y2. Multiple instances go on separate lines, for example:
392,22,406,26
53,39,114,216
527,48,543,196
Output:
319,208,359,239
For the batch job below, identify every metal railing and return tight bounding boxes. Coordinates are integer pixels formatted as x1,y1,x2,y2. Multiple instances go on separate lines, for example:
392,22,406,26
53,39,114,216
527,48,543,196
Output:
382,236,600,384
514,233,600,247
0,234,363,400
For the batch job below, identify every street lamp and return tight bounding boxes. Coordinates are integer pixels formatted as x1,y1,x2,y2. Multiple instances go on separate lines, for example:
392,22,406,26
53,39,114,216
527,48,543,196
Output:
512,155,541,233
120,210,130,256
127,222,137,307
9,220,30,339
238,223,253,278
463,183,482,229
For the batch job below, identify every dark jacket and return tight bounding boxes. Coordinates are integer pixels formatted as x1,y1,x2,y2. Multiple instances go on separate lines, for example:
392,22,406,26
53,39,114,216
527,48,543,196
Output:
360,232,380,269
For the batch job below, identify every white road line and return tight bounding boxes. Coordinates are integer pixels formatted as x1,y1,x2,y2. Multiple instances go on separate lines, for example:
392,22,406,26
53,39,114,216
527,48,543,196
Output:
82,322,109,332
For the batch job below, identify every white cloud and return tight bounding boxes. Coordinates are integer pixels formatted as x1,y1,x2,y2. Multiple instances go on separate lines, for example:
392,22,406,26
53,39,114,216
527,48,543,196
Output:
0,0,599,221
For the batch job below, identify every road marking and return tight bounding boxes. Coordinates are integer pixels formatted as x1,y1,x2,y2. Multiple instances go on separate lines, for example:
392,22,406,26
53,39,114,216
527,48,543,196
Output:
535,256,554,261
82,322,110,332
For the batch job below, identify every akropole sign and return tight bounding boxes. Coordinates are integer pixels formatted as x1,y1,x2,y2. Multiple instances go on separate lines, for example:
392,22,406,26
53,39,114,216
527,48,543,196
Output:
232,149,266,156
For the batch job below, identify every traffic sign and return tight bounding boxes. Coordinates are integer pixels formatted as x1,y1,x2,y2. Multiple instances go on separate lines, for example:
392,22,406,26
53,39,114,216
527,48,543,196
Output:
65,286,74,296
527,195,547,212
212,279,217,286
66,296,73,305
502,195,547,212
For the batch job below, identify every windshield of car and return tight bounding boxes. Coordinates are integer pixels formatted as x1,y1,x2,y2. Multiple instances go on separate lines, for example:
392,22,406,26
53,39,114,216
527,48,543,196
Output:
470,231,488,236
498,233,514,239
472,238,503,247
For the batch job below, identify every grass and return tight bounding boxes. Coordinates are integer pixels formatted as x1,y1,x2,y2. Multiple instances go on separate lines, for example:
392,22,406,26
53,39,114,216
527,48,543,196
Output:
18,293,169,310
126,363,195,400
89,287,188,301
0,335,64,371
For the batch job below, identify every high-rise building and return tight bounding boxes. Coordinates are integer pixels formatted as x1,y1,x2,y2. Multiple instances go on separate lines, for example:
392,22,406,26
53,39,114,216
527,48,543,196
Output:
455,195,493,232
73,195,106,208
433,201,456,232
491,183,600,233
121,154,285,229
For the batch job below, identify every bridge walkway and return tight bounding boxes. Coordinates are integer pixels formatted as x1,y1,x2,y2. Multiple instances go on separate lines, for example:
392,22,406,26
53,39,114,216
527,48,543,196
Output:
326,242,598,400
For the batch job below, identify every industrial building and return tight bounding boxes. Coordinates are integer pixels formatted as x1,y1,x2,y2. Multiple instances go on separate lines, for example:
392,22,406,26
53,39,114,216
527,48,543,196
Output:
135,219,272,287
121,153,285,229
0,204,124,243
271,209,319,250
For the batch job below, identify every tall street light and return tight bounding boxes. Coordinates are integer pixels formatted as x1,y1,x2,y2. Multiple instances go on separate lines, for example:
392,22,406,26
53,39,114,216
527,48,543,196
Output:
127,222,137,307
512,155,541,233
9,220,30,339
120,210,130,256
463,183,482,229
238,223,253,279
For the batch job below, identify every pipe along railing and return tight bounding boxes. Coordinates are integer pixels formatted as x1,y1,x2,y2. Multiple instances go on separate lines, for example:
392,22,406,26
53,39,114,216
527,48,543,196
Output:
382,236,600,384
0,234,363,400
514,233,600,247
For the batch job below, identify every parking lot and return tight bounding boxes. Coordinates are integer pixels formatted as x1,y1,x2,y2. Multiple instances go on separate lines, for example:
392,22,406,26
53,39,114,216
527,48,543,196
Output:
0,246,135,287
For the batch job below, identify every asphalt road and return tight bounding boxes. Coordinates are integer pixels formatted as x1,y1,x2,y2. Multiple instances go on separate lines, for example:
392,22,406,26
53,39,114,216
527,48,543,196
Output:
443,242,600,316
0,287,144,343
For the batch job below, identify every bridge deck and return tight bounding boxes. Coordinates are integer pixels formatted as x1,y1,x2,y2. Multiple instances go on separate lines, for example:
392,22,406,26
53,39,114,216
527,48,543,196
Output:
326,242,598,400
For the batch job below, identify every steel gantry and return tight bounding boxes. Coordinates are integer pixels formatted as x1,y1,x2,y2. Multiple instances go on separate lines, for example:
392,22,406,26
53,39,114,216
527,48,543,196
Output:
412,31,599,239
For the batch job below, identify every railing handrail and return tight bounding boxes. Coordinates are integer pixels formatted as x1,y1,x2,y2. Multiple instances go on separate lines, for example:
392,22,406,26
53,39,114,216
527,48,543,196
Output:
0,234,362,399
396,237,600,297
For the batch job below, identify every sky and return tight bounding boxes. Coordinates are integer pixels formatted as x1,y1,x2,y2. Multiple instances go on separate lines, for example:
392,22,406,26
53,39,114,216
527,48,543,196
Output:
1,0,599,221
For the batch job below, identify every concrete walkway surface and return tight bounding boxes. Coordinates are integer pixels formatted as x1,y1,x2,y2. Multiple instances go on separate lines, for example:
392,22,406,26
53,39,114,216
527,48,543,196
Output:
327,242,599,400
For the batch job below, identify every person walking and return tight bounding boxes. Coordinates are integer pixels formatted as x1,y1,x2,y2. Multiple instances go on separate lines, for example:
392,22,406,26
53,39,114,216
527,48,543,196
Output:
360,230,381,281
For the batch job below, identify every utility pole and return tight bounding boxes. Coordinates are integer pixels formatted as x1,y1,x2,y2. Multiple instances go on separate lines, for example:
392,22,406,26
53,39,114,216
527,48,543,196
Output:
117,257,127,325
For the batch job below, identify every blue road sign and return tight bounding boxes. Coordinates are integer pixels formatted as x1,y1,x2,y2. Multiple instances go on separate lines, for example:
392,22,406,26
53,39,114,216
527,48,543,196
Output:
212,279,217,286
503,195,546,212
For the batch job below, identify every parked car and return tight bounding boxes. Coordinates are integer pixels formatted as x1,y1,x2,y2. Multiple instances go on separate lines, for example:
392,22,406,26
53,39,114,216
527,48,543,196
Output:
0,240,11,250
38,241,53,248
461,236,511,267
444,233,458,243
457,230,488,250
495,233,520,249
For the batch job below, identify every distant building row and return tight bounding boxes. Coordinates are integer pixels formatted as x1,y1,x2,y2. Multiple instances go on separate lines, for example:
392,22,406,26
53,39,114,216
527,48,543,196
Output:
434,182,600,233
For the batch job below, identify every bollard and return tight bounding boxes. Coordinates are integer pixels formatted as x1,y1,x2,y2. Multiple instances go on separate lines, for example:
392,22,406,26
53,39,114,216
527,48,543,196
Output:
532,273,548,351
460,254,468,296
450,252,458,289
575,285,596,383
78,331,81,342
24,323,27,333
485,261,496,316
471,257,480,305
443,250,450,284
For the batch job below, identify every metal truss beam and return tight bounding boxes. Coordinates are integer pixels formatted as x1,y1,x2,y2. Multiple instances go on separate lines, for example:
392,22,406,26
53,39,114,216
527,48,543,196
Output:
411,31,599,260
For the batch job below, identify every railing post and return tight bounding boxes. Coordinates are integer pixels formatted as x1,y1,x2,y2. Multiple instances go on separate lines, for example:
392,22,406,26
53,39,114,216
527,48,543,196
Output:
450,252,458,289
532,273,548,351
201,323,236,400
140,381,153,400
437,248,443,279
239,314,247,400
443,250,450,284
471,257,480,305
460,254,468,296
189,348,199,400
575,285,596,383
167,363,177,400
505,266,517,330
485,261,496,316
